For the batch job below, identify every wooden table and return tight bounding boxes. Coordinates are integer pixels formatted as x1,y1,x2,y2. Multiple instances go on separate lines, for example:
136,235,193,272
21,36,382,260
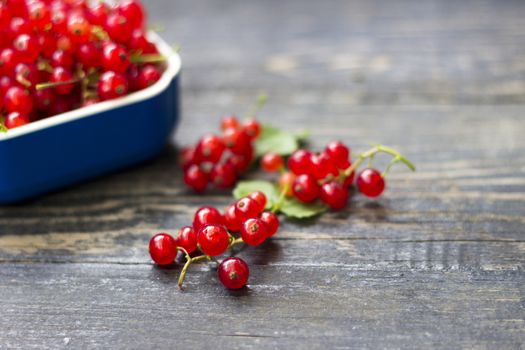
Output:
1,0,524,348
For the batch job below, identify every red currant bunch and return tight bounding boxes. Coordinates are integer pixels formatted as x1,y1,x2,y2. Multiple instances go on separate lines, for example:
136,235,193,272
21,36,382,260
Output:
148,191,280,290
181,114,263,192
0,0,166,131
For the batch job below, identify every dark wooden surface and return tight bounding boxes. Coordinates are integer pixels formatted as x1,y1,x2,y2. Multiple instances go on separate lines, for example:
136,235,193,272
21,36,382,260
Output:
1,0,525,348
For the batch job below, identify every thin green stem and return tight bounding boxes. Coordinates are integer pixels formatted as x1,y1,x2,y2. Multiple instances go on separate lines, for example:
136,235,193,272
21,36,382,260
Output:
130,54,167,63
271,183,289,213
246,94,267,118
343,144,415,179
178,254,210,289
36,79,80,90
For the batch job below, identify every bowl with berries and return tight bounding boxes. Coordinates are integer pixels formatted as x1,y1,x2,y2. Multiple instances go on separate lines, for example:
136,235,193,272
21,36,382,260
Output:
0,0,181,204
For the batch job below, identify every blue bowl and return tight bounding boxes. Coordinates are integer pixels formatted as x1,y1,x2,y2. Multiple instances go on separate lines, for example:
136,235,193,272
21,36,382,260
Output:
0,33,181,204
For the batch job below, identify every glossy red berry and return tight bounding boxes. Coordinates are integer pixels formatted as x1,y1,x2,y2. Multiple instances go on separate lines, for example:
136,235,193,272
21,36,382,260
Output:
218,257,249,289
86,2,109,27
248,191,267,212
101,43,130,73
310,152,339,180
243,119,261,139
35,88,55,111
27,1,50,31
223,204,242,232
357,168,385,198
149,233,177,265
0,48,17,76
259,211,279,237
194,134,226,164
180,146,196,170
220,115,239,130
13,34,40,63
234,197,260,222
325,141,350,169
210,162,237,189
175,226,197,254
320,181,349,210
117,0,146,29
193,206,224,232
183,164,208,192
197,224,229,256
76,43,100,69
67,16,92,44
288,149,313,176
261,152,284,172
241,218,267,246
4,86,33,115
51,67,75,95
222,127,251,155
5,112,30,129
50,50,74,69
292,174,320,203
105,13,133,44
136,65,161,89
97,71,128,100
279,172,295,197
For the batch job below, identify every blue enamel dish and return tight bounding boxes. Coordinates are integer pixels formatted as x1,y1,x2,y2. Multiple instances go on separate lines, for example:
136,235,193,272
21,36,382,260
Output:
0,32,181,204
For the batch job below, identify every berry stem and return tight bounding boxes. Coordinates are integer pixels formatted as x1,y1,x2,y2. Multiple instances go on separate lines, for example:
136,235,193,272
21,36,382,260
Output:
343,144,415,179
130,54,167,63
271,183,289,213
178,254,210,289
246,93,267,118
36,79,81,90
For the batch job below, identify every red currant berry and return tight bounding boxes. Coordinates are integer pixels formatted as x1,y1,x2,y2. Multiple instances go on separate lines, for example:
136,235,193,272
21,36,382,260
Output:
310,152,339,180
218,257,249,290
241,218,267,246
175,226,197,254
35,88,55,111
193,206,224,232
149,233,177,266
261,152,284,172
320,181,349,210
86,1,109,27
227,153,251,174
197,224,229,256
76,43,100,69
194,134,226,164
292,174,320,203
288,149,314,176
259,211,279,237
183,164,208,192
210,162,237,189
243,119,261,139
223,204,242,232
50,50,74,69
248,191,267,213
234,197,260,222
4,86,33,115
357,168,385,198
105,13,133,44
27,1,51,31
222,127,251,155
14,62,40,88
128,29,151,53
325,141,350,169
5,112,30,129
0,2,11,30
279,172,296,197
117,0,146,29
51,67,75,95
179,146,196,170
220,115,239,130
101,42,130,74
67,16,92,44
0,48,17,76
136,65,161,89
8,17,31,40
97,71,128,100
13,34,40,63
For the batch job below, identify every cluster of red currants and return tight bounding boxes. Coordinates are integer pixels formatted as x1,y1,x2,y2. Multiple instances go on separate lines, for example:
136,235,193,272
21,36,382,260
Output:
262,141,386,210
0,0,164,130
181,115,262,192
149,191,279,289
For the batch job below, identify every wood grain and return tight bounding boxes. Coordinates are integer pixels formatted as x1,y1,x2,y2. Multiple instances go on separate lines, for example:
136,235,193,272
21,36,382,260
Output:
1,0,524,348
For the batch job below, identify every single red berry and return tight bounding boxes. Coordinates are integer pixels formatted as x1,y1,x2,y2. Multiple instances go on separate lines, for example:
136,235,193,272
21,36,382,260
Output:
179,146,196,170
259,211,279,237
248,191,267,213
97,71,128,100
210,162,237,189
183,164,208,192
128,29,152,53
357,168,385,198
105,13,133,44
27,1,50,31
117,0,146,29
288,149,314,176
5,112,30,129
292,174,320,203
223,204,242,232
35,88,55,111
197,224,229,256
175,226,197,254
51,10,67,34
0,2,11,30
101,42,130,74
51,67,75,95
325,141,351,169
0,48,17,76
4,86,33,115
261,152,284,172
50,49,74,69
227,153,251,174
241,218,267,246
86,1,109,27
8,17,32,40
14,62,40,88
36,32,57,58
243,119,261,139
136,65,161,89
67,16,92,44
222,127,252,155
193,206,224,232
149,233,177,265
13,34,40,63
218,257,249,290
220,115,239,130
279,172,296,197
76,42,100,69
234,197,260,222
194,134,226,164
320,181,349,210
310,152,339,180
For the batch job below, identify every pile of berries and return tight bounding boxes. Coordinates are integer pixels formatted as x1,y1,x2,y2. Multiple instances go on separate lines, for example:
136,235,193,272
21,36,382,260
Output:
149,191,279,290
181,115,263,192
0,0,165,130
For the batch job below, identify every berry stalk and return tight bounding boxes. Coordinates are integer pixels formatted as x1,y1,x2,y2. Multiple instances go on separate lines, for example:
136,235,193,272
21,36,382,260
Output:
343,144,415,179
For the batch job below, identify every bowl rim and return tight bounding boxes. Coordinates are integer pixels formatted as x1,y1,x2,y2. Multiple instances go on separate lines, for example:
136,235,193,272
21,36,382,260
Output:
0,31,181,141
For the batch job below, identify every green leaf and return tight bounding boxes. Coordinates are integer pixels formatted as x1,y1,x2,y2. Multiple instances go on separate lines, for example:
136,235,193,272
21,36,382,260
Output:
254,124,299,157
233,180,280,209
280,197,328,219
